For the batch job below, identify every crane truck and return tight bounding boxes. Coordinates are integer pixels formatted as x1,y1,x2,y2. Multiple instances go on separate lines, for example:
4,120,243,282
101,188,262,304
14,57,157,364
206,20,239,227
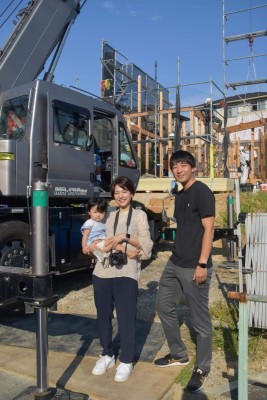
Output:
0,0,142,289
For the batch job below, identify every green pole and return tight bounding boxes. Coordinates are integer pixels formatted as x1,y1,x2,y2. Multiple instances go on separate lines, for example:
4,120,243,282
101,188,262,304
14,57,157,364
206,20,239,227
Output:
238,302,248,400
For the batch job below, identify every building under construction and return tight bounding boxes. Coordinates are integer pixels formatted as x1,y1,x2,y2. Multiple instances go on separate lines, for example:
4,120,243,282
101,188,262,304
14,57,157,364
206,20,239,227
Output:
100,1,267,186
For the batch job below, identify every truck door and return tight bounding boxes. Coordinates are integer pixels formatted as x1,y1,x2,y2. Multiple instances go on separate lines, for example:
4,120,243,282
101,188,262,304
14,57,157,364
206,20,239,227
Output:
93,112,139,191
93,111,114,191
47,98,95,200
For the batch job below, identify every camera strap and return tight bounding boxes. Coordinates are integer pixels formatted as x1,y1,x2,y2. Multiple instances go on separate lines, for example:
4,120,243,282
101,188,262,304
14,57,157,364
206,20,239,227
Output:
113,206,133,253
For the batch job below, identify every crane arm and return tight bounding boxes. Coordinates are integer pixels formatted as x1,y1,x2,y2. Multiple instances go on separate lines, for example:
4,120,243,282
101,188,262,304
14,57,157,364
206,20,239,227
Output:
0,0,80,92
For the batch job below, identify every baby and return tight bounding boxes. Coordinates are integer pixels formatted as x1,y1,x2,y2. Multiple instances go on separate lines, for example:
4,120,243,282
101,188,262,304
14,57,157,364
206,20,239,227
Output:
81,198,138,263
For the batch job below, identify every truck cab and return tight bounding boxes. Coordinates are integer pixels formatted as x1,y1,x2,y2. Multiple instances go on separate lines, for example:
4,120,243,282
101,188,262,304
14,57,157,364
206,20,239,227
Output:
0,80,140,273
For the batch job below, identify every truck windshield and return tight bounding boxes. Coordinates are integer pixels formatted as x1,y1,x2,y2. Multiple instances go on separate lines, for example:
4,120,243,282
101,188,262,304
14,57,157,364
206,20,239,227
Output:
119,123,136,168
0,95,28,140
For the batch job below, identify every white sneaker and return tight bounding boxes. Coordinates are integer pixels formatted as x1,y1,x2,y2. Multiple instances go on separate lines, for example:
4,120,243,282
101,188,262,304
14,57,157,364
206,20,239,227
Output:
114,362,133,382
92,355,115,375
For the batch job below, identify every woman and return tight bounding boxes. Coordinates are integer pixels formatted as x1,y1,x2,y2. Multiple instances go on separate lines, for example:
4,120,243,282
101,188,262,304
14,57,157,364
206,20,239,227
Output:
89,176,153,382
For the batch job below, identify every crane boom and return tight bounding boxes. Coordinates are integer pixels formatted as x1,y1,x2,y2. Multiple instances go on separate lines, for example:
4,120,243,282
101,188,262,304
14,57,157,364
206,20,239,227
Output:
0,0,80,92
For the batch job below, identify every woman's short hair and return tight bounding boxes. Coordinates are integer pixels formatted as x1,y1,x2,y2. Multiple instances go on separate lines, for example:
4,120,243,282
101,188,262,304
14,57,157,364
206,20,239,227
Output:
110,176,135,198
170,150,196,169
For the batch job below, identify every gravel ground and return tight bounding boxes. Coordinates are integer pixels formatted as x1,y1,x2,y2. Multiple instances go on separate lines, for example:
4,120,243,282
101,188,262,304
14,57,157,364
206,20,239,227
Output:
54,245,171,321
54,242,233,319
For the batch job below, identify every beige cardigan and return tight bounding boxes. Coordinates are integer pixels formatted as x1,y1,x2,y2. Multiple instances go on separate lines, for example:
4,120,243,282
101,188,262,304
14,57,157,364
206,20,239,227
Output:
93,208,153,281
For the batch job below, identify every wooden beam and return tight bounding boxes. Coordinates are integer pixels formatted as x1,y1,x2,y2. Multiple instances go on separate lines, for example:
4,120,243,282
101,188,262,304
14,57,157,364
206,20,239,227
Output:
124,107,192,119
136,177,235,192
194,110,205,123
129,123,155,139
226,118,267,133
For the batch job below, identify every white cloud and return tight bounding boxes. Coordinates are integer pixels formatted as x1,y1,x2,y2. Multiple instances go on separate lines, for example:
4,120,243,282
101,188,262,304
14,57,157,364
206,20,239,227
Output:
150,15,162,21
129,9,138,17
102,1,118,12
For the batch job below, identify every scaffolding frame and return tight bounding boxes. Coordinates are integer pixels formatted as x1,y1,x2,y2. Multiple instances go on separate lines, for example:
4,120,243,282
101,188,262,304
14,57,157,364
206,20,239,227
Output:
101,42,227,178
223,1,267,91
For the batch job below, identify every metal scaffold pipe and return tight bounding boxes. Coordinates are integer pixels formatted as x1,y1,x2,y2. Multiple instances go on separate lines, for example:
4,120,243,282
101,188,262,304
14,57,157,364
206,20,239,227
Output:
32,181,50,398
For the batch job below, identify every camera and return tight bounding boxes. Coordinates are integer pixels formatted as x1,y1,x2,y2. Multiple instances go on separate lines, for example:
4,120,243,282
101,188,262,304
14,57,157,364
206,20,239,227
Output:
109,251,127,266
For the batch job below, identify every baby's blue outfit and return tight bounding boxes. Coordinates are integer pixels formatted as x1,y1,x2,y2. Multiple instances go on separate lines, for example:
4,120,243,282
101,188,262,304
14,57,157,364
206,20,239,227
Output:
81,218,107,245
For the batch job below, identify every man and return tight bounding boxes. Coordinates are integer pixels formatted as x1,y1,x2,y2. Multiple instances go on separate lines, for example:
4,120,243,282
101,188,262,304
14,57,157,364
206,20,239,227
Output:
202,98,222,134
239,146,249,184
154,150,215,393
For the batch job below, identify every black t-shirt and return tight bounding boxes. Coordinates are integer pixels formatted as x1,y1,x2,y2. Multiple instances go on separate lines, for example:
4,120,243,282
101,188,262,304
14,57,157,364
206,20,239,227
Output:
170,180,215,268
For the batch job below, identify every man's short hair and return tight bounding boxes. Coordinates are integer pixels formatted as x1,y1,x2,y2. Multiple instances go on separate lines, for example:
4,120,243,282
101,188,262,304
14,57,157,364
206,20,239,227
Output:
170,150,196,169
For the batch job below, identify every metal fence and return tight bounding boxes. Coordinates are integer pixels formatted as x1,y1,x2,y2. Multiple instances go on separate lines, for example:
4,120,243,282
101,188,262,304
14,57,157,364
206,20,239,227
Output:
244,213,267,328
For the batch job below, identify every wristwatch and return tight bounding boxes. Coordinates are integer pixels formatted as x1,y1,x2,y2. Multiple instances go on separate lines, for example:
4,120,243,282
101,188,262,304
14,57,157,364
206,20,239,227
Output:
125,233,131,242
198,263,207,269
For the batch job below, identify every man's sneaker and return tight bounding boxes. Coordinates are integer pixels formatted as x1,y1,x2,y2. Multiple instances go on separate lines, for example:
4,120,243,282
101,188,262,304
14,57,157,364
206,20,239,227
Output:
154,353,189,368
114,362,133,382
92,355,115,375
186,368,209,392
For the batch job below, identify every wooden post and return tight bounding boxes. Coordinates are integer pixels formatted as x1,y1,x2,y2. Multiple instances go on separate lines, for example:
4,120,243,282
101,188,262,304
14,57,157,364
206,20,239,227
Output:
259,129,263,179
250,129,255,181
182,120,187,151
229,134,236,178
145,138,149,175
261,128,267,180
236,135,240,173
168,113,173,177
127,119,132,134
137,75,142,168
197,117,202,176
159,91,163,178
189,110,194,153
204,143,209,176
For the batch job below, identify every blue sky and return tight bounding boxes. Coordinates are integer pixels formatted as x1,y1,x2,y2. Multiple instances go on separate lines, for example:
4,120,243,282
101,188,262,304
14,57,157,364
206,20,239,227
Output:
0,0,266,106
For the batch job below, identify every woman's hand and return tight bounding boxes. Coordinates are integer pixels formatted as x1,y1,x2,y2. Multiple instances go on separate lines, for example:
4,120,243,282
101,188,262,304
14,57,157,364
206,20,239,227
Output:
105,233,125,249
126,248,140,259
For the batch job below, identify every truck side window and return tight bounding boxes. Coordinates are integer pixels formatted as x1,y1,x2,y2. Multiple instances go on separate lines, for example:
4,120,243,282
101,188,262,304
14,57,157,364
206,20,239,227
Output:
93,114,113,190
54,106,89,148
119,123,136,168
0,95,28,140
93,116,112,152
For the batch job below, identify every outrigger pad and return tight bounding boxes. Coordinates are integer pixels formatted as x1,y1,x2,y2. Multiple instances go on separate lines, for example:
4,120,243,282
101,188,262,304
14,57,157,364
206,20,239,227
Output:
13,386,89,400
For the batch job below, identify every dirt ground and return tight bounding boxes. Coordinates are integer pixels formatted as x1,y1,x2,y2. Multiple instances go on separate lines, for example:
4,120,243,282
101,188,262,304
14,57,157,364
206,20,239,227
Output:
54,193,266,398
54,247,241,398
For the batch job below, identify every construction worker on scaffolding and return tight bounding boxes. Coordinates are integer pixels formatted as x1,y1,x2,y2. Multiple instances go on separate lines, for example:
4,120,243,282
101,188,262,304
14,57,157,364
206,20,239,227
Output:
202,98,222,135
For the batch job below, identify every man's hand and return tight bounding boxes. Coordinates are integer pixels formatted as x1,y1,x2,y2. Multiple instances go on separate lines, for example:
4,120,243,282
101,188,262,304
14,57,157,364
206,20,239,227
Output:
193,265,208,285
